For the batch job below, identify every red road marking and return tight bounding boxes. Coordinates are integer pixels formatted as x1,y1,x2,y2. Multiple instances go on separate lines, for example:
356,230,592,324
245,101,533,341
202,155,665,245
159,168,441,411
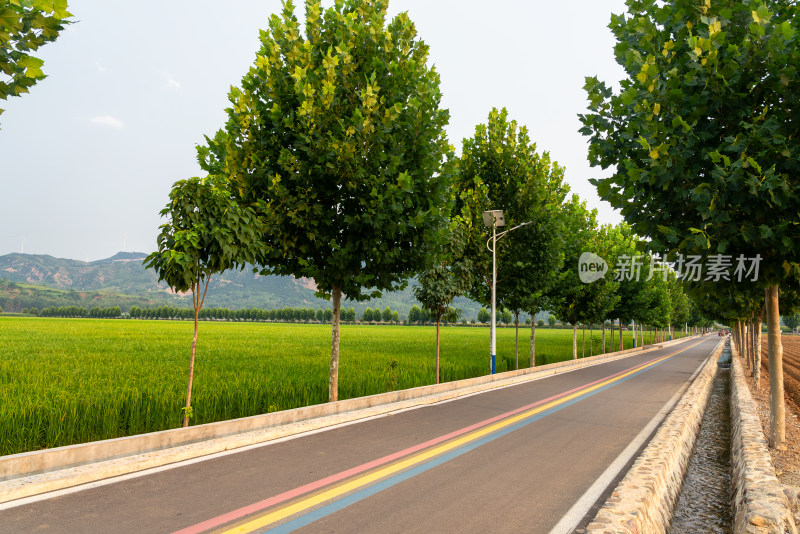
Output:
174,351,676,534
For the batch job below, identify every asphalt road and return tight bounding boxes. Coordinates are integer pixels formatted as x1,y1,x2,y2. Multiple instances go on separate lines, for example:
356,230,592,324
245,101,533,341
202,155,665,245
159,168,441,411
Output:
0,336,720,534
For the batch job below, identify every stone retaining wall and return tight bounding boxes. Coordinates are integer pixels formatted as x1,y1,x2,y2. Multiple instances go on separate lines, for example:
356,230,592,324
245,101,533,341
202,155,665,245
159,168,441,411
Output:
730,345,798,533
585,339,723,533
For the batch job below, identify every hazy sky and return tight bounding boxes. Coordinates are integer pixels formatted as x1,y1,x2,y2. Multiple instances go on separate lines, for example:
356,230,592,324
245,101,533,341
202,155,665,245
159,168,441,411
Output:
0,0,628,261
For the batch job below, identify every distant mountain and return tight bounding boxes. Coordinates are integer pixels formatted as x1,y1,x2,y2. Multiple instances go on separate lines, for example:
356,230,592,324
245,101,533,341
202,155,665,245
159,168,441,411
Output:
90,251,150,264
0,252,507,320
0,279,177,313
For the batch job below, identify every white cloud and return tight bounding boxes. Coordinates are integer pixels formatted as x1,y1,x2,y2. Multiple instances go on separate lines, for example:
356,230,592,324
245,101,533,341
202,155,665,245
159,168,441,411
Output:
161,69,181,91
90,115,124,129
95,61,106,73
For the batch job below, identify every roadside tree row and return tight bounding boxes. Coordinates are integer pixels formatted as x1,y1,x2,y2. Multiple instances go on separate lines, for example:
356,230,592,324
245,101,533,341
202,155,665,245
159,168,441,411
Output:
144,0,722,426
580,0,800,449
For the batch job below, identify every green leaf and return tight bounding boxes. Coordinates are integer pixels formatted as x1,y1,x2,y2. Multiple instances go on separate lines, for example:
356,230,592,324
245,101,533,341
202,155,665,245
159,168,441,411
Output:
620,88,637,106
752,5,772,25
25,66,44,78
18,55,45,68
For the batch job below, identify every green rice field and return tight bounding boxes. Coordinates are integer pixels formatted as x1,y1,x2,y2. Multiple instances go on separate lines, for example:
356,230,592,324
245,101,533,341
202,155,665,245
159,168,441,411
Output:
0,317,677,455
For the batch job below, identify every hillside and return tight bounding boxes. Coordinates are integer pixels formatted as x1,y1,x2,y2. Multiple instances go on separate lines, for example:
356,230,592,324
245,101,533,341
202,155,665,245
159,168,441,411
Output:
0,279,180,313
0,252,498,320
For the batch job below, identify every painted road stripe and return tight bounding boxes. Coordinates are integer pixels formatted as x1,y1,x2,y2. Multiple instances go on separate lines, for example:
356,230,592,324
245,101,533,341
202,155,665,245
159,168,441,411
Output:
262,368,653,534
174,350,678,534
547,346,713,534
207,338,708,534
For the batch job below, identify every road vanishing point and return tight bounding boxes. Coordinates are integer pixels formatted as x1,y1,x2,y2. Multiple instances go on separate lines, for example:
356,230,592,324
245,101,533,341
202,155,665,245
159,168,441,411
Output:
0,336,720,534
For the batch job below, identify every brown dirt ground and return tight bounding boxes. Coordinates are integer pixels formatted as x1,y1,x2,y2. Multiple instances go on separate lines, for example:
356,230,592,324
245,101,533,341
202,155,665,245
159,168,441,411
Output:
741,334,800,487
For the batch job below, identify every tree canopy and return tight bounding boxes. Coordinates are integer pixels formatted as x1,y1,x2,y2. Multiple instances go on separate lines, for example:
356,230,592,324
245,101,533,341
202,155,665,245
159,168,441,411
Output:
145,176,261,426
580,0,800,448
202,0,452,401
0,0,72,123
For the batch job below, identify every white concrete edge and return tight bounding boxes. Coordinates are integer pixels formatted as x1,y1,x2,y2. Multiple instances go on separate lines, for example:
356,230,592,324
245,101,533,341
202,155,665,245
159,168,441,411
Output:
0,335,706,504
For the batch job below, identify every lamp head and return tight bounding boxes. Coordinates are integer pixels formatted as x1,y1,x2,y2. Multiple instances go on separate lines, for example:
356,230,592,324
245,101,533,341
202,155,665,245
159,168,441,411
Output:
482,210,505,227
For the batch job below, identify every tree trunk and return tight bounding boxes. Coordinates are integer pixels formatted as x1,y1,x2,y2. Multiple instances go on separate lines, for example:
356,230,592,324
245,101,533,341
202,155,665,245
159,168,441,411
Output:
766,285,786,449
530,320,536,368
748,317,755,372
755,303,765,389
742,320,748,366
619,319,623,352
610,321,615,353
573,323,577,360
185,300,199,428
740,320,748,368
436,313,441,384
751,317,756,370
582,324,586,358
590,323,594,357
514,312,519,370
602,322,606,354
184,276,210,428
328,286,342,402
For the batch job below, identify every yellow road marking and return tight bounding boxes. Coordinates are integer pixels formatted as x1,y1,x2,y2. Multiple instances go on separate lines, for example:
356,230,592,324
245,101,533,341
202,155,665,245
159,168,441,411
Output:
220,338,708,533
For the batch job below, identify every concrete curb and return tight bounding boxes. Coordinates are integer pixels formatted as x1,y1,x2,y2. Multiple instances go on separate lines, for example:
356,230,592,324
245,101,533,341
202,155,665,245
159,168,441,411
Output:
585,338,723,533
0,335,702,504
730,345,798,533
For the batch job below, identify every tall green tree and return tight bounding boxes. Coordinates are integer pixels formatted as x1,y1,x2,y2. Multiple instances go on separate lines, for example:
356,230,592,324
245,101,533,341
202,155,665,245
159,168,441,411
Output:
0,0,72,123
584,223,622,355
607,227,657,350
202,0,452,402
408,305,422,324
454,107,568,370
581,0,800,448
548,195,599,359
413,225,472,383
145,176,261,427
668,274,690,333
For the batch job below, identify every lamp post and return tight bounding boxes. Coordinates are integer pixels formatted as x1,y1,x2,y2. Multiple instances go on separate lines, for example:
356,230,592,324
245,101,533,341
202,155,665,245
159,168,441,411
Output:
483,210,533,374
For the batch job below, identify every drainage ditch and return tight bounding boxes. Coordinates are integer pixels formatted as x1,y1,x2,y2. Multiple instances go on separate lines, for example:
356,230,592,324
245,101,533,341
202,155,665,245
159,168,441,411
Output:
669,366,733,533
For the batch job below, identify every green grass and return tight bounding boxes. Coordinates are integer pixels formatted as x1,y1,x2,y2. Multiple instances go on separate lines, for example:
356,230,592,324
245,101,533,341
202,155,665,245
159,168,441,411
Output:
0,317,677,455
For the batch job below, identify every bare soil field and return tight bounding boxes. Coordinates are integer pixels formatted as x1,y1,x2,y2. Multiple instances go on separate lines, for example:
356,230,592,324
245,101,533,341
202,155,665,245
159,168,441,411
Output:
759,334,800,415
744,335,800,486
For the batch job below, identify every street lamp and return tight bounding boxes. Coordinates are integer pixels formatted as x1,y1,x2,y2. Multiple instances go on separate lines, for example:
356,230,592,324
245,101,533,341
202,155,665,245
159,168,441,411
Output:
483,210,533,374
